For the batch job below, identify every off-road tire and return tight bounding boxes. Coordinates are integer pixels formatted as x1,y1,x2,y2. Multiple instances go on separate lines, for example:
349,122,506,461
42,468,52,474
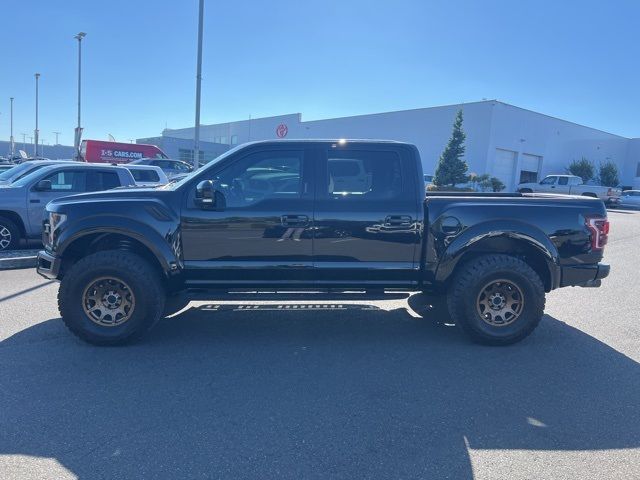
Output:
447,254,545,345
58,250,165,345
0,217,21,251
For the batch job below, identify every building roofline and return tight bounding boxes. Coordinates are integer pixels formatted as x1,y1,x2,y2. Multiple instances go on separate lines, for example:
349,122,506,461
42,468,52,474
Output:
300,100,493,124
162,100,631,140
488,100,628,139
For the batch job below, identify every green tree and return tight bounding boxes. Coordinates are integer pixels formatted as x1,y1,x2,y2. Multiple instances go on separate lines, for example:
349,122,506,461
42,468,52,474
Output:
434,110,468,187
598,160,619,187
470,173,491,191
490,177,506,192
567,157,595,183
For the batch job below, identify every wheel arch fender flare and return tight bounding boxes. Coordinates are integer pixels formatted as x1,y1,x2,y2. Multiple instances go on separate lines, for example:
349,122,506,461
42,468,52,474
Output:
56,217,182,276
434,219,560,288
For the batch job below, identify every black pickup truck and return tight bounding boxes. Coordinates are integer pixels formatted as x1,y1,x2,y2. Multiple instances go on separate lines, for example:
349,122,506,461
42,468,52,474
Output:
37,140,610,346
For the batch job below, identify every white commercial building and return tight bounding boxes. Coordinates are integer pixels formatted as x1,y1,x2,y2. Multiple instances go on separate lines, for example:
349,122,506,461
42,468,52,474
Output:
158,100,640,191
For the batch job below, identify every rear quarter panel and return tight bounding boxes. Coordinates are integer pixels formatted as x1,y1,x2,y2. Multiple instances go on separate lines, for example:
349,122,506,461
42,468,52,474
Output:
424,196,607,286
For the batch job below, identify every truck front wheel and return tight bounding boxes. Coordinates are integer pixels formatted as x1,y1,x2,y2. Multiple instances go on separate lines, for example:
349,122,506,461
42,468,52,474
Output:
0,217,21,251
58,250,165,345
447,254,545,345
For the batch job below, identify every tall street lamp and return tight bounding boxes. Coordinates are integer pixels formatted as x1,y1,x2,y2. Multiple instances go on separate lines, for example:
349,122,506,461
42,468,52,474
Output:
34,73,40,157
74,32,86,161
9,97,14,159
193,0,204,168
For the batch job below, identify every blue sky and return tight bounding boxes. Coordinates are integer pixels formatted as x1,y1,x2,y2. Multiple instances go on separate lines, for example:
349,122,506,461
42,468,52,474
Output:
0,0,639,147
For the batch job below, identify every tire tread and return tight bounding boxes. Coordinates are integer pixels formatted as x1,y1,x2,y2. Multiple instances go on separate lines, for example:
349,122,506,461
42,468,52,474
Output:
447,254,545,345
58,250,165,345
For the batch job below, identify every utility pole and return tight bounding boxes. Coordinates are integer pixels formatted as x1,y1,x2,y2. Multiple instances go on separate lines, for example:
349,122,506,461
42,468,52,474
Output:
21,133,27,151
34,73,40,157
74,32,86,161
9,97,15,159
193,0,204,168
53,131,61,145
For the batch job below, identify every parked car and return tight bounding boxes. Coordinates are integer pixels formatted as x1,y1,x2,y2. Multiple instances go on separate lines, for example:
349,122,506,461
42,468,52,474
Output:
129,158,194,178
0,160,77,186
0,163,135,250
517,174,621,206
120,164,169,187
37,140,610,347
620,190,640,209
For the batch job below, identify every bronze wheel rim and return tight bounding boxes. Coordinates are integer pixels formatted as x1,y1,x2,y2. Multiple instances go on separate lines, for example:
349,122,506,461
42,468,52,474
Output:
82,277,136,327
476,279,524,327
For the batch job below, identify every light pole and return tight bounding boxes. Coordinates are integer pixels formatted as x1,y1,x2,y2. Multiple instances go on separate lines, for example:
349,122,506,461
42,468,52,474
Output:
34,73,40,157
74,32,86,161
193,0,204,168
9,97,14,159
21,133,27,151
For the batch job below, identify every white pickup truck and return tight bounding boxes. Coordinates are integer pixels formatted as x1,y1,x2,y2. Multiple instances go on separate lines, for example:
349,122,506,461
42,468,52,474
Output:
517,175,621,205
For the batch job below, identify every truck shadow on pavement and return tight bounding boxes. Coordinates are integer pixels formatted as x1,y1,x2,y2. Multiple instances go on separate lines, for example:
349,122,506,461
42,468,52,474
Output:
0,300,639,479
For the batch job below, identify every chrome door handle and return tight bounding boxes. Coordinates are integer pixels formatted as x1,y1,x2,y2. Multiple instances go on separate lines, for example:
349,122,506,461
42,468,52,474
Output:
384,215,413,226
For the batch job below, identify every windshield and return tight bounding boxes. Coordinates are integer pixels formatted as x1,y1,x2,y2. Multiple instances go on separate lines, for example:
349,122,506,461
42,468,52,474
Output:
0,163,35,181
160,144,246,190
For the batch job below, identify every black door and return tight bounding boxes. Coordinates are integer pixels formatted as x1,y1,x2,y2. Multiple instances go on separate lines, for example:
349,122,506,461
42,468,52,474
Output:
313,144,420,287
180,146,315,287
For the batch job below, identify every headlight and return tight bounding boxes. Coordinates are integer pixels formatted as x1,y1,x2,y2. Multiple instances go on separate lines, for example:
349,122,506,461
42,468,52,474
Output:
50,212,67,231
48,212,67,245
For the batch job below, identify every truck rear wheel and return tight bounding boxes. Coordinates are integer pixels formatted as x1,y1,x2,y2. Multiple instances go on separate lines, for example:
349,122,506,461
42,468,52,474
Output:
447,254,545,345
58,250,165,345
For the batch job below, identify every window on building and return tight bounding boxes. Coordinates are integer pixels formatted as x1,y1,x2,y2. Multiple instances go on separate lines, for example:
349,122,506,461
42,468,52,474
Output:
178,149,193,163
519,171,538,183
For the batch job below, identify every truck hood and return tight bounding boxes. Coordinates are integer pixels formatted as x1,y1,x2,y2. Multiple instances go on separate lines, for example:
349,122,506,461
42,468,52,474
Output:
46,186,174,208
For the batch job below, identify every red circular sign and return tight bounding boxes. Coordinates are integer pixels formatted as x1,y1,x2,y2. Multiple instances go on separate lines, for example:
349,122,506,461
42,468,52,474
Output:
276,123,288,138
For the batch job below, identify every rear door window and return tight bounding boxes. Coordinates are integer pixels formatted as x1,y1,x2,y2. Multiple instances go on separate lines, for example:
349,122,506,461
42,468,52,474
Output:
85,171,121,191
324,150,404,200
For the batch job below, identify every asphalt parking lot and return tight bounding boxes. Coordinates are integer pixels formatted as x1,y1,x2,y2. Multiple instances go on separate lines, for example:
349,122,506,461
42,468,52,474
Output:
0,210,638,480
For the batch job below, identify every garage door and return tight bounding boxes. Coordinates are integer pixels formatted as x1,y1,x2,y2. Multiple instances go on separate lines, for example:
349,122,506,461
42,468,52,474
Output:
520,154,542,183
492,149,517,191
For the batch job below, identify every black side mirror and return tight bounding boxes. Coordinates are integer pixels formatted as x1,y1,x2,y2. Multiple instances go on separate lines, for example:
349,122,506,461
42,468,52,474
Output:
195,180,225,210
35,179,52,191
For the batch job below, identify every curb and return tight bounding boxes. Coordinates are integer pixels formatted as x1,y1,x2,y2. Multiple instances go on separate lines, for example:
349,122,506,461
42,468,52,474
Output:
0,250,39,270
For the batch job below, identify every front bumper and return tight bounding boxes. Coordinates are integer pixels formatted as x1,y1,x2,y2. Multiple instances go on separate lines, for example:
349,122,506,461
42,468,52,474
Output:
560,263,610,288
36,250,62,280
